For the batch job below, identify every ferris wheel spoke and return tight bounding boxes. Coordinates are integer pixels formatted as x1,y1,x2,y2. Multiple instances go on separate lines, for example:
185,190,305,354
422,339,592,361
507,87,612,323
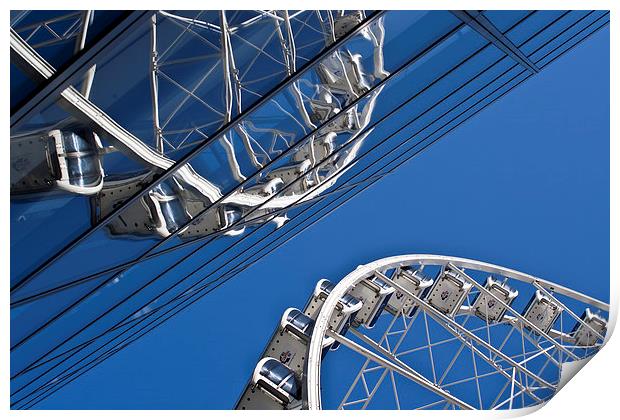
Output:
422,311,439,384
396,319,496,358
327,329,475,409
157,11,209,62
337,307,407,408
149,9,355,156
489,371,513,409
468,333,484,408
351,308,423,408
344,310,520,407
337,358,373,409
442,364,515,389
360,368,389,409
237,255,607,410
414,398,449,410
448,263,579,361
238,23,281,81
448,326,544,405
375,270,556,391
389,370,401,409
494,386,527,410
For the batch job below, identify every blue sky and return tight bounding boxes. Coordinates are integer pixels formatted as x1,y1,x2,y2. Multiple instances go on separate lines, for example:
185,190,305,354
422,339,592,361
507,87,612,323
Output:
34,25,609,409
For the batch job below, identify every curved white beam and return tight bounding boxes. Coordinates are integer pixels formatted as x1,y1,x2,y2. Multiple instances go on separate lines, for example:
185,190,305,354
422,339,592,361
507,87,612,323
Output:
306,254,608,410
10,29,223,204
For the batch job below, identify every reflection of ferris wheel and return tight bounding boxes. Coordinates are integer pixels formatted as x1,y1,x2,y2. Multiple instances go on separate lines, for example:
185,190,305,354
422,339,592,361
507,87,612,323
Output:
236,255,608,410
10,10,387,241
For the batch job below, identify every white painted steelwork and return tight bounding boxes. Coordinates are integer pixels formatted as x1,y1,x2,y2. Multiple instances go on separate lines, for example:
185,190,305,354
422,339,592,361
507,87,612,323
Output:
302,255,608,410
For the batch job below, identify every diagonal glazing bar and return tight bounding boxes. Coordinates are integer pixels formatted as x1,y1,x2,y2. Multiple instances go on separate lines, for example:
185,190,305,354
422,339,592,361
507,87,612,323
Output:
451,10,540,74
348,328,422,378
10,11,464,362
11,11,152,125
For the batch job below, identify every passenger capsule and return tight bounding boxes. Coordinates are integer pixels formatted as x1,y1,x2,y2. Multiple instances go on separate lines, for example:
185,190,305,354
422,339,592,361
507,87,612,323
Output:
11,129,104,197
281,308,314,342
426,267,473,317
243,178,284,197
304,279,362,350
265,160,312,185
252,357,301,405
386,266,434,317
332,11,364,39
350,275,395,328
571,308,607,346
142,178,192,236
280,308,335,355
522,290,562,334
471,276,518,322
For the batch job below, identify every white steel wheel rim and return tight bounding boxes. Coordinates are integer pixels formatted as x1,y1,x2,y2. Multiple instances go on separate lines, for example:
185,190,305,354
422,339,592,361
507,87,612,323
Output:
305,254,608,410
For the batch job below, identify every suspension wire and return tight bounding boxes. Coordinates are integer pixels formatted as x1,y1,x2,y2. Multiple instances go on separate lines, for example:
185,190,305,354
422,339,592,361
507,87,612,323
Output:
13,12,606,408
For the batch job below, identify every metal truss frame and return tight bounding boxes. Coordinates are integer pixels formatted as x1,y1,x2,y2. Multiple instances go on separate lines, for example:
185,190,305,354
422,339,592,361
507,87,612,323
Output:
306,255,608,410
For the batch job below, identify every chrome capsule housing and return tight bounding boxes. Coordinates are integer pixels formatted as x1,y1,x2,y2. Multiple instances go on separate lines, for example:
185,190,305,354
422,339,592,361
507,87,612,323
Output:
305,279,363,350
471,276,519,322
426,267,473,317
571,308,607,346
252,357,301,405
349,275,395,328
522,290,563,334
386,266,434,317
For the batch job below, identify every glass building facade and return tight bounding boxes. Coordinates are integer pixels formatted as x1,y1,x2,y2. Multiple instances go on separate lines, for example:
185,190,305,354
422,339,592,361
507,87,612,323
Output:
10,10,609,408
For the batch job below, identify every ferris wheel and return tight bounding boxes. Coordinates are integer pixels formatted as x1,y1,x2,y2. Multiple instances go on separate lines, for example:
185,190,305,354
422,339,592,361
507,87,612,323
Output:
236,255,608,410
